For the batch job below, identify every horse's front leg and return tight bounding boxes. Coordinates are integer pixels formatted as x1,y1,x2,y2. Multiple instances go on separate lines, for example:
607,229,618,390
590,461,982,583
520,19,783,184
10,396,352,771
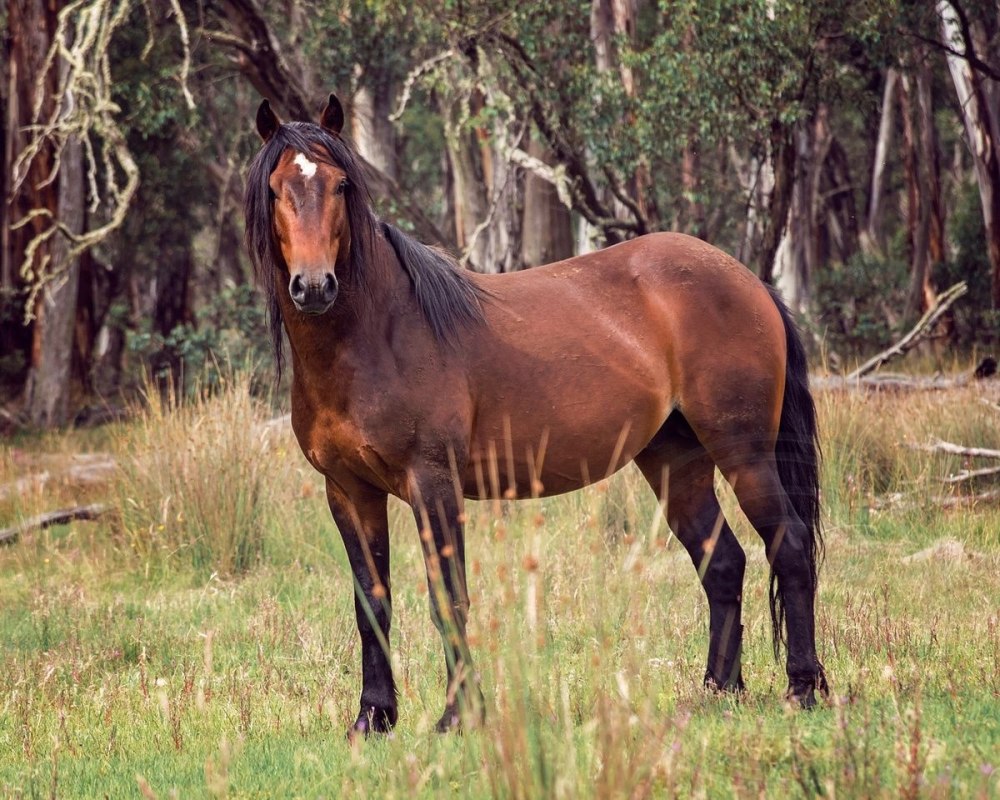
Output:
325,477,397,738
411,473,484,732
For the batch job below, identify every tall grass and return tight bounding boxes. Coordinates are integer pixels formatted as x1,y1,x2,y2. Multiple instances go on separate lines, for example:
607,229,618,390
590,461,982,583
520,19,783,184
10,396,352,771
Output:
113,373,276,576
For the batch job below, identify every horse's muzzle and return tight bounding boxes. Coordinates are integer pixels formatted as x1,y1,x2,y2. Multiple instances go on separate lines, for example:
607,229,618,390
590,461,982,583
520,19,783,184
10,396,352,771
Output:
289,271,338,314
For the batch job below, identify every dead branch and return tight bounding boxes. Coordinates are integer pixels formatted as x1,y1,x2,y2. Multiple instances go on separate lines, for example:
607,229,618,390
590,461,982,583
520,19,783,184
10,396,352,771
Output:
846,281,969,380
813,356,996,392
389,48,457,122
509,148,573,208
941,464,1000,484
909,439,1000,460
874,488,1000,511
0,503,107,546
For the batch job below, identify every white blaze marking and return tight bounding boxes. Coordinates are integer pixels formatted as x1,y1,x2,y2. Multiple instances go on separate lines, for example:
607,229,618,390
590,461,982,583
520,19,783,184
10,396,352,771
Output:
294,152,317,179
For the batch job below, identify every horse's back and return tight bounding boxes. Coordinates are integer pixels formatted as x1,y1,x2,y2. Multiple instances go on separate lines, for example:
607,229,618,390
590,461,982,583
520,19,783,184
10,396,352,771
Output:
458,233,788,499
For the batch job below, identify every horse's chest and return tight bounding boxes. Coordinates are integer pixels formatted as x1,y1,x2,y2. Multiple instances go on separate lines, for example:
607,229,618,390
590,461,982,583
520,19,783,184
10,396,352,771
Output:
291,404,408,495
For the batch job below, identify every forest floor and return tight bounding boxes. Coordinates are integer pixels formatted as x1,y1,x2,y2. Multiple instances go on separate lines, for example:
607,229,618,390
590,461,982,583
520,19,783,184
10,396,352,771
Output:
1,373,999,799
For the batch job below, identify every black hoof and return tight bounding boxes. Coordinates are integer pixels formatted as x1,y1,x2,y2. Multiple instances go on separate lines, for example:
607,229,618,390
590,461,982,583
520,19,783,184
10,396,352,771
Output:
787,666,829,710
704,669,746,695
435,704,462,733
347,706,397,741
434,689,486,733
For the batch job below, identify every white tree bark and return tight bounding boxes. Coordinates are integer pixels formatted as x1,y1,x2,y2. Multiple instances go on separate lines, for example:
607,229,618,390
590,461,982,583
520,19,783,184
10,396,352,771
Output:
938,0,1000,307
864,68,898,253
351,75,398,182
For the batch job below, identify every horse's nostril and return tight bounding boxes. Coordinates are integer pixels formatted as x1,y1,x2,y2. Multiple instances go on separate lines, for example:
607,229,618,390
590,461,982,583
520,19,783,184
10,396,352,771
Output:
289,274,306,301
322,273,338,301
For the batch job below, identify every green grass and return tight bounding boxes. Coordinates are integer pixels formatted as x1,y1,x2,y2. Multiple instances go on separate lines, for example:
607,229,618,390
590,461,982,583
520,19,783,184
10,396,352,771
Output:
1,378,999,798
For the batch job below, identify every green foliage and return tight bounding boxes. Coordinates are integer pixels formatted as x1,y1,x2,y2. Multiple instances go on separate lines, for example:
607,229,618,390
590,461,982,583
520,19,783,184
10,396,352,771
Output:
939,181,1000,345
127,283,271,392
814,251,910,357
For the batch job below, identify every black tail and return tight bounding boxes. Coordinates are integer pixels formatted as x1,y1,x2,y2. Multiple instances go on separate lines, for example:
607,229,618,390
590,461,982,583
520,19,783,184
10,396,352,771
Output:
767,286,822,659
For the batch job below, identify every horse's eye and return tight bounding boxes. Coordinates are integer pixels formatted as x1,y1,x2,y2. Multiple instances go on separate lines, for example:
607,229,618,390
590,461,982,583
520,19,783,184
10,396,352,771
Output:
335,180,349,196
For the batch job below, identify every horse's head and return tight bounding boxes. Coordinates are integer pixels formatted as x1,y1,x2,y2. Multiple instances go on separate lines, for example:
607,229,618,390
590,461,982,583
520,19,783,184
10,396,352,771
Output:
256,95,350,315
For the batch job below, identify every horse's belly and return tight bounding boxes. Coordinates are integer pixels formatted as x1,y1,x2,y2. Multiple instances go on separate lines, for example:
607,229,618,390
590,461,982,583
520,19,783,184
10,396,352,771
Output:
462,387,669,500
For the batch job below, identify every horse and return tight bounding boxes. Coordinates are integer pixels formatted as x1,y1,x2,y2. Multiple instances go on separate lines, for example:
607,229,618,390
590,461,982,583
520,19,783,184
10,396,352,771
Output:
244,94,828,738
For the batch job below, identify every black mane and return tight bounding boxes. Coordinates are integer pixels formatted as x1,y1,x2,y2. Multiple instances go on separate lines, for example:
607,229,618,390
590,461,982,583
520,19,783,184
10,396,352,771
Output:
244,121,485,378
379,221,487,343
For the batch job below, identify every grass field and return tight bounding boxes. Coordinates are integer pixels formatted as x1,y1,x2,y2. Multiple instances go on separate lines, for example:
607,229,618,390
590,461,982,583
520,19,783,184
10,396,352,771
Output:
1,374,999,798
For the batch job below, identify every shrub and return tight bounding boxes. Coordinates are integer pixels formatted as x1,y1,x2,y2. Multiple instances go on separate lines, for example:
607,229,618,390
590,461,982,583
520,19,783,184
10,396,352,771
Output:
114,371,275,576
127,283,273,396
938,181,1000,346
813,250,909,359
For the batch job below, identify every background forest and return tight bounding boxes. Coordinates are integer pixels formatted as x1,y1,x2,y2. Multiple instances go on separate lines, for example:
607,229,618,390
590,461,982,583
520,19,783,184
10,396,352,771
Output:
2,0,999,428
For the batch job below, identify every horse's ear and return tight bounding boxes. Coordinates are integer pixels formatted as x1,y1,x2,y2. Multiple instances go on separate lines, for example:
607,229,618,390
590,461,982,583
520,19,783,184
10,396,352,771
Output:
256,100,280,142
320,94,345,135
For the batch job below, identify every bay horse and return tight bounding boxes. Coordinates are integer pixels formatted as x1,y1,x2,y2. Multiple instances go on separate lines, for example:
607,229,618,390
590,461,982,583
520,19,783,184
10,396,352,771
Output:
245,94,828,737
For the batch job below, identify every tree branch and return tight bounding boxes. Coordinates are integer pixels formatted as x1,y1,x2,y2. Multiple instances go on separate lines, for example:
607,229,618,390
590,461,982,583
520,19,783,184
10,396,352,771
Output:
0,503,108,546
909,439,1000,460
903,29,1000,82
846,281,968,380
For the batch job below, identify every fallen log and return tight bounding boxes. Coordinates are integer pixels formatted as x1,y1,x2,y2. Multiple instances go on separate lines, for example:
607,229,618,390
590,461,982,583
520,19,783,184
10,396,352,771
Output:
846,281,968,380
934,488,1000,508
813,356,997,393
909,439,1000,460
874,488,1000,511
941,464,1000,484
0,503,108,546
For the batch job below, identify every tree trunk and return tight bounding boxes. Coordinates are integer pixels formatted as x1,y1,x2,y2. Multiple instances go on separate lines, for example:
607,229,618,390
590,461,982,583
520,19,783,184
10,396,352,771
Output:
732,145,772,266
588,0,647,236
822,137,860,264
775,109,830,316
23,131,84,427
442,85,523,273
352,74,398,182
679,139,707,239
8,0,89,426
757,122,795,284
939,0,1000,308
920,62,946,270
864,68,898,253
900,72,933,320
3,0,60,399
522,135,574,268
1,19,11,293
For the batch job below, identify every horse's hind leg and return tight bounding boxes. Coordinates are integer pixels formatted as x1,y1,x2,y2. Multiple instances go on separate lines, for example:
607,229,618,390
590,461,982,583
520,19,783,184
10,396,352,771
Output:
635,412,746,691
676,404,826,706
719,455,826,706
